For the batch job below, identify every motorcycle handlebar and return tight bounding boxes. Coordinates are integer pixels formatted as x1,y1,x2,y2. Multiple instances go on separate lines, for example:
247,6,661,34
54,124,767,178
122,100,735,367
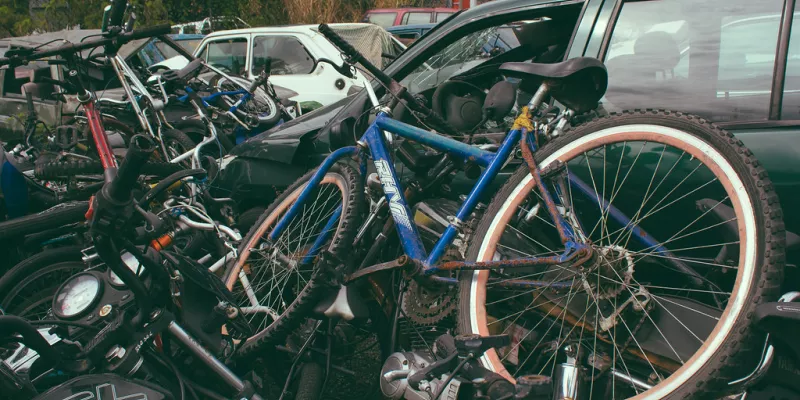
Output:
0,24,171,68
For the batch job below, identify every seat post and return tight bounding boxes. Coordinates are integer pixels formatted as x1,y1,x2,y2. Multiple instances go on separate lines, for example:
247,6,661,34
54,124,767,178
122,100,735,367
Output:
527,82,550,111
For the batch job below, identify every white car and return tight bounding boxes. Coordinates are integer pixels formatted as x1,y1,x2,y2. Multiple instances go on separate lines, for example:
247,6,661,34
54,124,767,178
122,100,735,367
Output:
156,23,405,108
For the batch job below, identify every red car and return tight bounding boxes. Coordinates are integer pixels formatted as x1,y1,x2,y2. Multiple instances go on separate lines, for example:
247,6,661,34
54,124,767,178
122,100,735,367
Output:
362,7,457,28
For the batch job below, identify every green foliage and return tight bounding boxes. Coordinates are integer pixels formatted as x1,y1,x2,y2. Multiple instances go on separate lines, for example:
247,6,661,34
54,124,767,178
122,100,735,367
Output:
0,0,450,38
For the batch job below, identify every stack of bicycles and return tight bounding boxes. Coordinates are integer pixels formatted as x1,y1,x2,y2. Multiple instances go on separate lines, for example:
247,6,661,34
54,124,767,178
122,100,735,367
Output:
0,3,794,400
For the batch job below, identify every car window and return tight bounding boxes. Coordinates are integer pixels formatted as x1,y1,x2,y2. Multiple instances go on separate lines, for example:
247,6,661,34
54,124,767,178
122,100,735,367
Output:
435,12,453,23
200,38,247,76
367,13,397,28
251,35,315,75
2,62,52,99
603,0,784,122
782,12,800,120
403,12,432,25
401,22,525,94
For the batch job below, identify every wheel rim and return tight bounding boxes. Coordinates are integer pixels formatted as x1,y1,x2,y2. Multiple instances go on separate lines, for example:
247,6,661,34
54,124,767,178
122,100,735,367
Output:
219,78,277,121
468,125,757,399
2,262,86,320
227,175,346,336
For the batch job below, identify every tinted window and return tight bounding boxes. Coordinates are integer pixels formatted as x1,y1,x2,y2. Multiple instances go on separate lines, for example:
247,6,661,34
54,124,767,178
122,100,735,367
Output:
251,36,315,75
604,0,784,122
403,12,432,25
435,12,453,22
782,12,800,119
367,13,397,28
154,39,202,59
201,38,247,76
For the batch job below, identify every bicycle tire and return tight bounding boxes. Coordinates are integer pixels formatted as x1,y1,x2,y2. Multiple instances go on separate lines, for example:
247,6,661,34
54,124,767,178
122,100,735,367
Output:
161,128,197,164
457,110,784,399
34,159,183,180
210,75,281,126
230,162,364,359
0,201,88,240
294,362,324,400
0,247,85,318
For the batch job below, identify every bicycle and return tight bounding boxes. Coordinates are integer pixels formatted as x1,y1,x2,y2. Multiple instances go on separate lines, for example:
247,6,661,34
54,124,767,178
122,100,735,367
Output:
227,24,785,399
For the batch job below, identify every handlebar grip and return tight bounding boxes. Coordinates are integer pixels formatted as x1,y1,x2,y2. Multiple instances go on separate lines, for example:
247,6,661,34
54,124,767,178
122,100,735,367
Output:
108,0,128,28
124,11,136,32
126,24,172,41
107,134,155,202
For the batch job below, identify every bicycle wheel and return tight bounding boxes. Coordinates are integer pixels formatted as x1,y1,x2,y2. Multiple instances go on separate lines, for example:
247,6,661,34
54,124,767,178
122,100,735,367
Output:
0,246,85,319
161,128,196,166
211,75,281,126
227,162,364,356
458,110,784,399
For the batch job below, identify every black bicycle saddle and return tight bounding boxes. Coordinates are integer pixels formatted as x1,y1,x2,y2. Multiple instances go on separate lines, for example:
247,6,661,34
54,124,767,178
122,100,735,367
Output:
500,57,608,113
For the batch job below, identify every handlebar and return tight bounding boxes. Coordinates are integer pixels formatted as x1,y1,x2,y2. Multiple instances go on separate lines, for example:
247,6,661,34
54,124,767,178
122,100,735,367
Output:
107,135,156,203
317,24,459,136
318,24,389,85
0,24,171,68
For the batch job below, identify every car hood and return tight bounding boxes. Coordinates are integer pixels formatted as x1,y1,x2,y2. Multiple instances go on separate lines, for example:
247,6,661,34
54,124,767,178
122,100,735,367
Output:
229,96,352,163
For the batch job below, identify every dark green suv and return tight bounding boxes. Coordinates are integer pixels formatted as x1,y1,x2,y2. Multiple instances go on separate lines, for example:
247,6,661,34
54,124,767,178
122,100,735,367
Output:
244,0,799,233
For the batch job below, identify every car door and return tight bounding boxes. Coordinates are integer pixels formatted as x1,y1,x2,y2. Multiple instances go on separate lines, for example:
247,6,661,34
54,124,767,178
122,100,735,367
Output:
248,32,353,108
584,0,800,231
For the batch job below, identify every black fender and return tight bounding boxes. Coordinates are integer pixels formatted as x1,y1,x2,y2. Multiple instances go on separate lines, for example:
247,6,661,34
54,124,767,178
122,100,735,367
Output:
211,156,308,209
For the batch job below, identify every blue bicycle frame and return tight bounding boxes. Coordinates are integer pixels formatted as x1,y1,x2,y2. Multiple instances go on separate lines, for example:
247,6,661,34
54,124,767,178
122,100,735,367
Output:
178,87,251,114
266,104,693,288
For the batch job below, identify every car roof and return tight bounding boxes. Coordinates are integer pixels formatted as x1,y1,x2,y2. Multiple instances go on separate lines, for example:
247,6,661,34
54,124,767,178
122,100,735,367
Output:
201,23,377,38
386,23,437,32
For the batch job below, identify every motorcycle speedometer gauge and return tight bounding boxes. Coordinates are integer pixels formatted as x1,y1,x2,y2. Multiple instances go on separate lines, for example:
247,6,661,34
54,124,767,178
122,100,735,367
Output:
53,273,103,319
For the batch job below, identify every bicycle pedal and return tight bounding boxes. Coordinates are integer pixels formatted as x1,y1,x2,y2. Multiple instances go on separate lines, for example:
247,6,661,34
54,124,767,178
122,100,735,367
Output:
454,334,511,357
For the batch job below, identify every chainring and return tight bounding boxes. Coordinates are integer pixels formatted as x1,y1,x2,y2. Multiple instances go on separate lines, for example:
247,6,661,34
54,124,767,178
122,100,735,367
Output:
402,250,459,325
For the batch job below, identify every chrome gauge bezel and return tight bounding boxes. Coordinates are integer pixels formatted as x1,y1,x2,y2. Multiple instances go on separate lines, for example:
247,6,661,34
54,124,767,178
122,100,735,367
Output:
52,272,103,320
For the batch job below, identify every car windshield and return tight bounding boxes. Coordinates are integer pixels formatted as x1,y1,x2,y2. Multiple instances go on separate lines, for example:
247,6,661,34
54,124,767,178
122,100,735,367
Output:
154,39,202,59
401,23,523,93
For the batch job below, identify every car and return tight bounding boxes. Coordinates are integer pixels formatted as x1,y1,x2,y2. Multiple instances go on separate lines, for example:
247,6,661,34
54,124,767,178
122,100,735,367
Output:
362,7,457,28
386,23,437,45
0,29,171,142
158,24,406,109
171,17,250,35
228,0,800,250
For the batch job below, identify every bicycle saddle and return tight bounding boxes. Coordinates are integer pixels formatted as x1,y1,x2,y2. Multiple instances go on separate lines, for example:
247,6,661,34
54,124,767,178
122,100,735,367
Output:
499,57,608,113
